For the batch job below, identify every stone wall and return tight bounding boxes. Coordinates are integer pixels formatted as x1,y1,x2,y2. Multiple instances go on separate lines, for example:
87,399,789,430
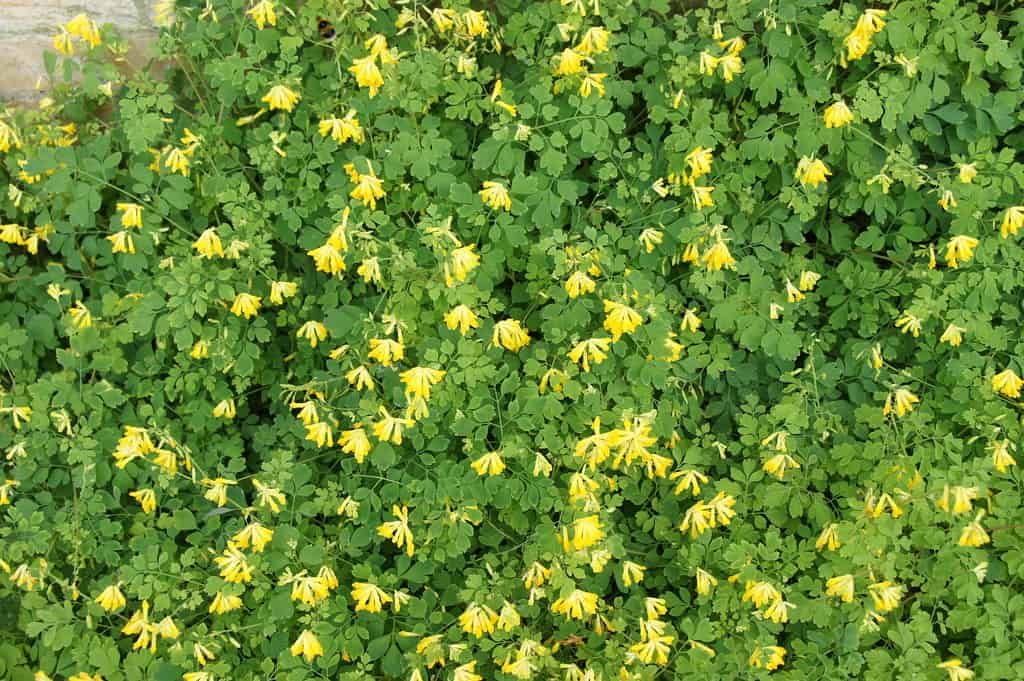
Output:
0,1,159,102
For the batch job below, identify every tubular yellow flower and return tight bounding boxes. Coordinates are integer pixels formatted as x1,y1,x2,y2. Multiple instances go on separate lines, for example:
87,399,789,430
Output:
572,515,604,550
799,270,821,291
567,337,612,372
695,568,717,596
823,100,854,128
378,504,415,556
213,546,253,583
349,57,385,97
268,280,298,305
869,344,883,370
290,629,324,663
959,163,977,183
938,190,957,211
630,634,674,665
702,239,736,271
945,235,978,268
339,427,372,463
1000,206,1024,238
459,602,498,638
230,293,262,319
826,574,855,602
554,48,586,76
550,589,598,620
368,338,405,366
670,469,708,496
883,388,920,417
350,164,386,209
868,580,902,612
462,10,489,37
576,26,610,54
991,368,1023,398
470,450,506,476
937,660,974,681
958,511,991,547
209,591,242,614
699,51,719,76
479,181,512,211
372,406,414,445
213,398,236,419
894,312,922,337
565,270,596,298
449,244,481,283
718,54,744,82
305,421,333,448
351,581,391,613
940,323,965,347
232,522,274,553
106,230,135,255
246,0,276,29
816,523,841,551
763,453,800,479
253,479,287,513
492,319,531,352
797,156,832,187
691,185,715,209
742,581,781,608
785,279,804,303
990,440,1017,472
444,305,480,335
129,488,156,513
400,367,446,401
262,85,301,112
164,147,190,176
686,147,714,178
680,500,712,538
453,662,481,681
579,72,607,97
602,300,642,341
308,242,346,274
192,228,224,258
296,321,327,348
95,583,126,612
116,202,143,228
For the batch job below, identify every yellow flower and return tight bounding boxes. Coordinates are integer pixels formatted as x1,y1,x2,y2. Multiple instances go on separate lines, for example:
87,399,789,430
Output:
695,568,717,596
368,338,405,366
378,504,415,556
357,257,382,285
430,8,455,32
763,453,800,479
699,51,719,76
938,190,957,211
990,440,1017,472
579,72,607,97
164,147,190,176
670,469,708,496
680,500,712,538
799,270,821,291
449,244,480,283
797,156,832,187
106,231,135,255
462,10,489,37
742,581,781,608
296,321,328,348
246,0,276,29
577,26,610,54
816,523,841,551
1000,206,1024,238
894,53,919,77
262,85,301,112
53,29,75,56
572,515,604,550
305,421,333,448
453,662,482,681
269,280,298,305
230,293,262,319
749,645,787,671
192,228,224,259
214,546,252,583
352,581,391,613
639,228,663,253
209,591,243,615
319,110,365,144
937,660,975,681
372,406,414,445
479,181,512,211
444,305,480,335
567,337,612,372
883,388,920,417
718,54,744,82
991,368,1023,398
339,427,373,463
958,163,977,183
492,319,531,352
945,235,978,268
630,634,674,665
554,48,586,76
202,477,236,506
350,164,386,210
307,242,346,274
213,398,236,420
550,589,598,620
958,511,990,547
190,340,209,359
232,522,274,553
702,239,736,271
764,597,796,623
470,451,506,476
939,323,965,347
129,488,156,513
686,147,714,178
0,120,21,153
290,629,324,663
868,581,902,612
400,367,446,401
691,185,715,209
253,479,287,513
602,300,642,341
825,574,855,602
194,641,216,666
95,583,126,612
823,100,854,128
116,202,143,228
345,366,374,392
785,279,804,303
459,602,498,638
349,57,385,97
894,311,922,337
565,270,596,298
121,600,155,652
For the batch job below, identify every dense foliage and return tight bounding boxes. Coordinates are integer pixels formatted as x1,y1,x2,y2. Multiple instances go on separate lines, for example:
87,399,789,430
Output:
2,1,1024,680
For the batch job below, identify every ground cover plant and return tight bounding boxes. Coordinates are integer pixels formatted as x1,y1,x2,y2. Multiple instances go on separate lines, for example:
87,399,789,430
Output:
1,0,1024,680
